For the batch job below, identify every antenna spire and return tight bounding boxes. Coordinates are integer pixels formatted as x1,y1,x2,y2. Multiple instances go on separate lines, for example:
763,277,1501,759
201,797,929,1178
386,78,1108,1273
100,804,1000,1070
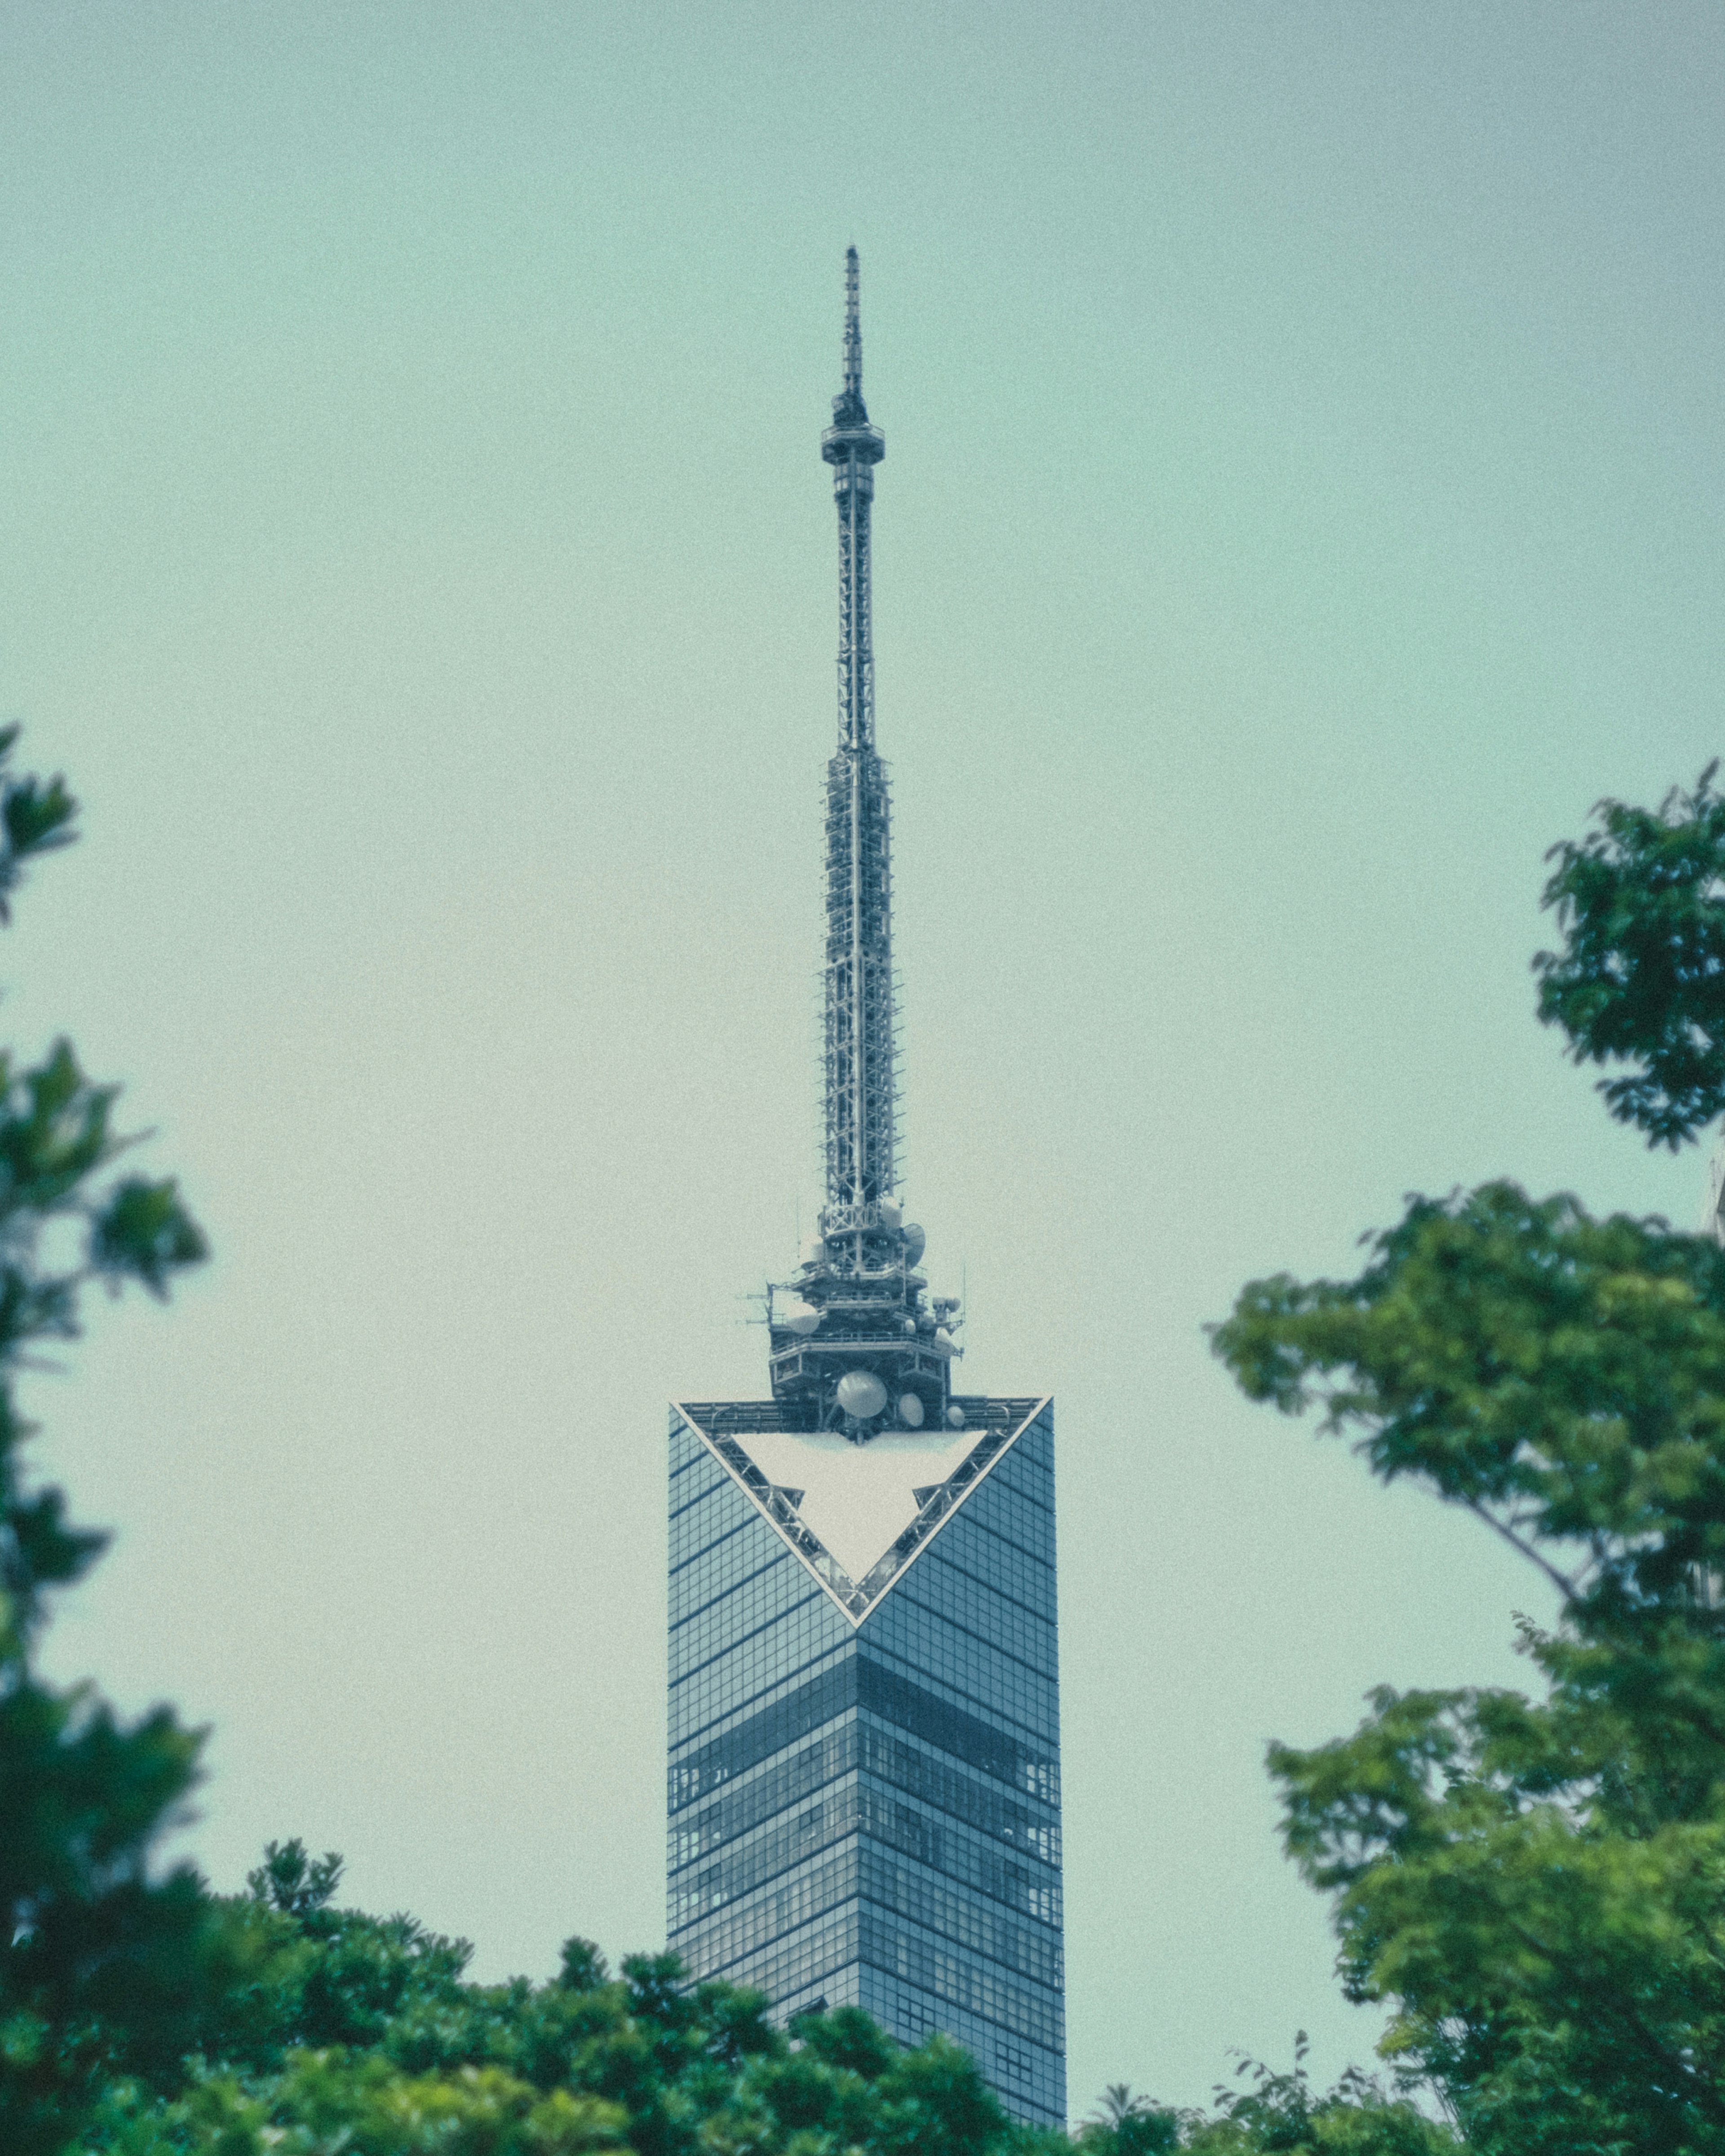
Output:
818,256,891,1201
843,244,862,408
763,252,961,1436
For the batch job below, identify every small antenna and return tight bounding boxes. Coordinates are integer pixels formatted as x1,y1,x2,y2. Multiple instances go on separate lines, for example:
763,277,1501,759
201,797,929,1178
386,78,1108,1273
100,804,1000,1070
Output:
843,245,862,404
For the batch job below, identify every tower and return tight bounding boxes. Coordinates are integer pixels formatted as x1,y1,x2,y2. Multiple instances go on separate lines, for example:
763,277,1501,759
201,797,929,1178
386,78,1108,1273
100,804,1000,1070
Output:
667,252,1064,2127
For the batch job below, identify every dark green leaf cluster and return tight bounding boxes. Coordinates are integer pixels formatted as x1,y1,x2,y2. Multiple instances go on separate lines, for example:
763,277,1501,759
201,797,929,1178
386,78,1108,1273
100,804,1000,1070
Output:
0,727,78,928
1213,1182,1725,2143
86,1860,1446,2155
80,1856,1064,2156
0,733,212,2156
1185,2044,1455,2155
1212,1181,1725,1624
1205,769,1725,2145
1535,764,1725,1148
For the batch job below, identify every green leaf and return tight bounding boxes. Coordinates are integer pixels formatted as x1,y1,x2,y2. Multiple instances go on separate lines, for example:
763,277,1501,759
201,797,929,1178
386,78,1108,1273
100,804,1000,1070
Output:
1535,763,1725,1147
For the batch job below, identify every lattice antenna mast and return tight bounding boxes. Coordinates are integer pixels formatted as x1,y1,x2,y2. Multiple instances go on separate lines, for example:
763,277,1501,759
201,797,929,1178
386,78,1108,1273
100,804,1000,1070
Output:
764,250,963,1436
842,247,864,429
822,246,893,1221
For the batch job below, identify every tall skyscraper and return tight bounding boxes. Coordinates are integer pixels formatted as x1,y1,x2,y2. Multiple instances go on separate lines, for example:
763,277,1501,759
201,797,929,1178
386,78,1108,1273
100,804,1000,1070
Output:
667,252,1064,2128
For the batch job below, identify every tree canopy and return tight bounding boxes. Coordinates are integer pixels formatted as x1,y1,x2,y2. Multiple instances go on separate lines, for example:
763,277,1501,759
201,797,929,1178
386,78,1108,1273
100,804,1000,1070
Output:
1535,764,1725,1148
1213,769,1725,2151
0,730,211,2156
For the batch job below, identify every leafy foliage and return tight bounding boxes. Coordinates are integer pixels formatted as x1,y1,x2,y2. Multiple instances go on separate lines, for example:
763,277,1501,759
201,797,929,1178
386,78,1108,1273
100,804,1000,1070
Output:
1078,2083,1184,2154
68,1864,1464,2156
1186,2041,1456,2154
1212,1180,1725,1620
1211,773,1725,2150
82,1863,1060,2156
0,728,78,928
1269,1673,1725,2152
1535,763,1725,1147
0,732,211,2156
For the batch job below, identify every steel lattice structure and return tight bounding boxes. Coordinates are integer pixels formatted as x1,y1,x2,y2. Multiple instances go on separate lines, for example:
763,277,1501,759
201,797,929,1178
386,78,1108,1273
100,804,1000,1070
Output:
767,251,962,1433
822,247,896,1223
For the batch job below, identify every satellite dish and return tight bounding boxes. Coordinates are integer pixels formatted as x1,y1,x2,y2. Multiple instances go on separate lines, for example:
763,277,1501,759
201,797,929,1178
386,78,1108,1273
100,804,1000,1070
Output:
902,1223,926,1264
934,1327,955,1350
902,1317,917,1336
878,1197,902,1228
898,1392,925,1427
779,1300,820,1337
946,1404,966,1430
800,1236,826,1268
836,1369,888,1418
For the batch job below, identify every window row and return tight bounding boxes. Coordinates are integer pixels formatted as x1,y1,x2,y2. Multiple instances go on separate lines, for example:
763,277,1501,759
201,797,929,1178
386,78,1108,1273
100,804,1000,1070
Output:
858,1909,1064,2053
933,1505,1057,1615
857,1845,1063,1992
904,1538,1058,1670
671,1531,787,1637
669,1660,854,1811
671,1550,815,1682
669,1781,1062,1933
714,1908,860,2016
668,1451,729,1511
867,1597,1059,1749
861,1971,1066,2130
668,1413,707,1478
670,1476,756,1570
854,1657,1061,1805
668,1649,1059,1815
669,1716,1059,1875
677,1839,1062,2014
669,1599,849,1750
958,1472,1057,1567
676,1847,856,1979
976,1435,1055,1516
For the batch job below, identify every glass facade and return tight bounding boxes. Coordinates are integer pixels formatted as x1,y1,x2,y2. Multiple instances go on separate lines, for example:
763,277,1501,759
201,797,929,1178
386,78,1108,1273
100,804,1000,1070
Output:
667,1398,1064,2127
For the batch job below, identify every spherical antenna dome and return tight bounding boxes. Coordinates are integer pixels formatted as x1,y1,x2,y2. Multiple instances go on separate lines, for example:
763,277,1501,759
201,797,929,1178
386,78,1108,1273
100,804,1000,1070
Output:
836,1369,889,1419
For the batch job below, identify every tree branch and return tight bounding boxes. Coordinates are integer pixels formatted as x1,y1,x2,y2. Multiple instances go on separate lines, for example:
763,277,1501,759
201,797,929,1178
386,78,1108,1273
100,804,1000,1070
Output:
1461,1499,1582,1603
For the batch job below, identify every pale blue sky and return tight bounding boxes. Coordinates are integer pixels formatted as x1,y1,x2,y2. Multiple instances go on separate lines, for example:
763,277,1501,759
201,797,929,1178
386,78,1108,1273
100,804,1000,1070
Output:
4,0,1723,2118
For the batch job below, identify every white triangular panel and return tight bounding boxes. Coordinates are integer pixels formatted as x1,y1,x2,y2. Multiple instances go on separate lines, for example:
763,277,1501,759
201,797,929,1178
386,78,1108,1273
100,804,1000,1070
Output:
741,1425,976,1580
673,1398,1048,1627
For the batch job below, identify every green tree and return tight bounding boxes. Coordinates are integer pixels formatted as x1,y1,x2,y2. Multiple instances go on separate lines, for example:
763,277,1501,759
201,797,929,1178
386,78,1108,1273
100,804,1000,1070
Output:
1076,2082,1183,2155
87,1858,1059,2156
1535,763,1725,1148
1186,2042,1456,2154
1212,771,1725,2152
0,732,210,2155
